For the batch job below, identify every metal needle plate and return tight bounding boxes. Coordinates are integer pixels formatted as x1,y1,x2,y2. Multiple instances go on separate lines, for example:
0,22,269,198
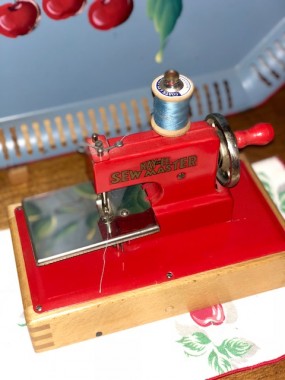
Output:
22,183,159,265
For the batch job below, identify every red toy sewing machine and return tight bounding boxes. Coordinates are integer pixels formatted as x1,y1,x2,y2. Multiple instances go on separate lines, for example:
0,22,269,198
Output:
11,70,285,352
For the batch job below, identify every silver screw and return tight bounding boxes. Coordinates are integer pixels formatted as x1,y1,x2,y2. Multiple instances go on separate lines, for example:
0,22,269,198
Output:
120,209,129,217
115,141,124,148
94,141,104,157
97,147,104,157
91,133,98,142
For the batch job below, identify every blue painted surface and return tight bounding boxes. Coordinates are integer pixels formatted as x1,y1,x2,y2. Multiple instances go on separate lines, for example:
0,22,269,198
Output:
0,0,285,118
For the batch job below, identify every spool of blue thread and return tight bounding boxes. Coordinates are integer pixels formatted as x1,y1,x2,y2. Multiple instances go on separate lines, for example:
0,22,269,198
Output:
151,70,194,137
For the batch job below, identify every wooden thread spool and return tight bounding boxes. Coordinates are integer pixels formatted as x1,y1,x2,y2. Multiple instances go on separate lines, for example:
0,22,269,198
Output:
151,70,194,137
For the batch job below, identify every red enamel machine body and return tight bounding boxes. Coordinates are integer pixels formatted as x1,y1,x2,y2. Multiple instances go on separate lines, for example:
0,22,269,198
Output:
86,117,274,236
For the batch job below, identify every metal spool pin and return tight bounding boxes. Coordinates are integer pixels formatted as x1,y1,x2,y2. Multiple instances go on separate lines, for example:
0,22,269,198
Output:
160,70,184,91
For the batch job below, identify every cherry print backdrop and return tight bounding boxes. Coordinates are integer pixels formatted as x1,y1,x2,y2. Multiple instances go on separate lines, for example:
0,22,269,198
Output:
0,0,285,118
42,0,87,21
0,1,41,37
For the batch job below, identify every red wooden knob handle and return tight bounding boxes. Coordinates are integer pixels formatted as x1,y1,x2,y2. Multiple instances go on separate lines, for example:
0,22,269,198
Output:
235,123,274,149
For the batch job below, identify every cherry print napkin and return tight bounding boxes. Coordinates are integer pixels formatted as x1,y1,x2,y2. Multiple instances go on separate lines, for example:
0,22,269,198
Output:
0,156,284,380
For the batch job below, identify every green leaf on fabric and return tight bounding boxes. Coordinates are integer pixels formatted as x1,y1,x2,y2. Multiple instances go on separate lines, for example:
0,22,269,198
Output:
219,338,253,358
278,189,285,212
147,0,183,63
177,332,211,356
257,172,274,199
208,350,232,374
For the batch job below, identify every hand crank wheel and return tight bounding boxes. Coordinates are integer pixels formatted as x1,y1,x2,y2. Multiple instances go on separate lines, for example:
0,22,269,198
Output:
205,113,240,187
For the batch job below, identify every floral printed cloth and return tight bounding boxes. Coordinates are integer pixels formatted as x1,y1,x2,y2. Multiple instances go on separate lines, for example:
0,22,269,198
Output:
0,156,284,380
252,156,285,218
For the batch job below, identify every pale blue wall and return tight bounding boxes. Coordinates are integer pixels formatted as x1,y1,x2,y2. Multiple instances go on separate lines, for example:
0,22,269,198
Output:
0,0,284,118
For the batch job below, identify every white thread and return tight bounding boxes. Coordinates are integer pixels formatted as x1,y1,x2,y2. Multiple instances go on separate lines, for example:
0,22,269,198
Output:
118,133,129,143
99,243,108,294
99,226,112,294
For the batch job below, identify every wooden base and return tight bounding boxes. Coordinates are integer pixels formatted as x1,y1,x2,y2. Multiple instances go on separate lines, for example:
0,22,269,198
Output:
8,163,285,352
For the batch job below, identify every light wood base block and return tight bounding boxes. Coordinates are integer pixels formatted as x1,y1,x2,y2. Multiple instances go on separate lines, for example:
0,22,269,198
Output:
8,200,285,353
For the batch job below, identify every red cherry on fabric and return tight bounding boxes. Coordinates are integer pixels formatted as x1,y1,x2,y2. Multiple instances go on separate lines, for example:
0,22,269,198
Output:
42,0,86,20
88,0,133,31
190,304,225,327
0,0,40,38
